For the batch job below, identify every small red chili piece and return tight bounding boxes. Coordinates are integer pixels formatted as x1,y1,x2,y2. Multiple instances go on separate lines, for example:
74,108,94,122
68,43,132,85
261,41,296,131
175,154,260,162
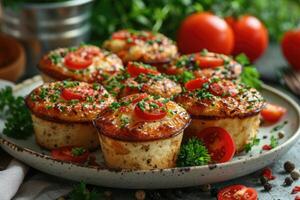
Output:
295,196,300,200
262,144,272,151
292,186,300,194
262,167,276,180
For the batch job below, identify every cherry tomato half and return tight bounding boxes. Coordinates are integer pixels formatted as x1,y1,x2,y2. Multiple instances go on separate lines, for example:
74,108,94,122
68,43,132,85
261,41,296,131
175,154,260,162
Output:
281,29,300,70
217,185,258,200
64,52,93,70
61,88,83,101
185,78,208,91
127,62,160,77
194,54,224,68
196,127,236,163
226,15,268,62
261,103,286,123
134,100,167,121
51,146,90,164
177,12,234,55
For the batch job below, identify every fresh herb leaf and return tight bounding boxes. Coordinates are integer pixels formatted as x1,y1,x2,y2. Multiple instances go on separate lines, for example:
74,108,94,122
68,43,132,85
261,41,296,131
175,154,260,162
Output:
71,147,86,156
0,87,33,139
271,121,288,133
68,182,103,200
120,115,130,128
244,137,260,153
177,138,211,167
270,135,279,148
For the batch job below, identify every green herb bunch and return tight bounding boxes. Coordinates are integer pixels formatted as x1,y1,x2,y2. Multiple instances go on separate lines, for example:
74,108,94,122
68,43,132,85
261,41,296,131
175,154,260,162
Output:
177,137,211,167
0,87,33,139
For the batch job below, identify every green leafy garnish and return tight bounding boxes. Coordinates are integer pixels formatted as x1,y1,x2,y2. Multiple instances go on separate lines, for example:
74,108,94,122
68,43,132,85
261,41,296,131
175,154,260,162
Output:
120,115,130,128
270,135,279,149
244,137,260,153
271,121,288,133
71,147,86,157
0,87,33,139
237,54,262,89
177,138,211,167
68,182,102,200
49,53,62,65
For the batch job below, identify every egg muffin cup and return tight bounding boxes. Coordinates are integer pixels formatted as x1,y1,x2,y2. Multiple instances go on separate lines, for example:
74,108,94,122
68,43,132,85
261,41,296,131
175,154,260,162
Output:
38,45,124,84
25,81,115,150
175,78,265,152
94,93,190,170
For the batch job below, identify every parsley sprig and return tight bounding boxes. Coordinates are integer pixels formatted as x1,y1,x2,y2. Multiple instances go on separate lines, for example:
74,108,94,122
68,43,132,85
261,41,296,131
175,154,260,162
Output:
0,87,33,139
177,138,211,167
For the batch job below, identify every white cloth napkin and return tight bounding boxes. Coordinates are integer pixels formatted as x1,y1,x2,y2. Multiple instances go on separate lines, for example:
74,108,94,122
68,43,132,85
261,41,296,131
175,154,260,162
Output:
0,160,28,200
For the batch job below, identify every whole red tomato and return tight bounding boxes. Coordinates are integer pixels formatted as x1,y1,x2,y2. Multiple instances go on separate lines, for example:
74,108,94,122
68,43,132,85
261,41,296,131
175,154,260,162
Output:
281,29,300,70
177,12,234,55
226,15,268,62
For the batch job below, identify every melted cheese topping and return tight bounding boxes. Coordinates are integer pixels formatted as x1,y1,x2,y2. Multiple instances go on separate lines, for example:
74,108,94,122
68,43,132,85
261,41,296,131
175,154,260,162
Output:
175,79,265,118
38,45,124,83
26,81,115,122
103,30,178,63
94,93,190,141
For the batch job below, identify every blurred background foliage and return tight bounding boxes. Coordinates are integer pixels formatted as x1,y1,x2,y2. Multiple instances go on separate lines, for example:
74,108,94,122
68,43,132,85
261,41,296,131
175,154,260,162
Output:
2,0,300,42
91,0,300,42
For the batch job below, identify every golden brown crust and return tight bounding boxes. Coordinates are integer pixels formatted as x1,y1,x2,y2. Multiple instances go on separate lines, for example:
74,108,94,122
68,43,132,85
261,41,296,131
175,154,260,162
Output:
163,52,242,80
25,81,115,123
94,93,190,142
175,79,265,118
38,45,124,83
103,30,178,63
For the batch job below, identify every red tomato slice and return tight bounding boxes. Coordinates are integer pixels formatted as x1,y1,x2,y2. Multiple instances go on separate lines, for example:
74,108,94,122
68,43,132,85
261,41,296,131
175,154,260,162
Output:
51,146,90,164
61,88,83,100
218,185,258,200
195,127,236,163
194,54,224,68
111,30,130,40
134,100,167,121
209,82,238,97
76,46,101,60
64,52,93,70
185,78,208,91
127,62,160,77
261,103,287,123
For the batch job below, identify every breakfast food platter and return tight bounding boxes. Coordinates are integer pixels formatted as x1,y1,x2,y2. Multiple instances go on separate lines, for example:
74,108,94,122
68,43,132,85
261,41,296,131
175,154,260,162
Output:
0,29,300,192
0,75,299,189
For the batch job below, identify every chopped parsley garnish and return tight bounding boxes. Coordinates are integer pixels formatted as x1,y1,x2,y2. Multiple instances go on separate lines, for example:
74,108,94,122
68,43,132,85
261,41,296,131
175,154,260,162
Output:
109,102,121,111
244,137,260,153
236,53,262,89
39,88,48,99
0,87,33,139
270,135,279,148
71,147,86,156
49,53,61,64
86,96,94,103
174,71,195,84
271,121,288,133
195,89,214,99
120,115,130,128
63,81,80,88
93,83,101,91
177,138,211,167
137,100,146,111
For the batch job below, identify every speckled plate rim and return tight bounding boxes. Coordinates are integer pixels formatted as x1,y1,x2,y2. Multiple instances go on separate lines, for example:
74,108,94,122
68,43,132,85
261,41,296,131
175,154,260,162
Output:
1,76,300,174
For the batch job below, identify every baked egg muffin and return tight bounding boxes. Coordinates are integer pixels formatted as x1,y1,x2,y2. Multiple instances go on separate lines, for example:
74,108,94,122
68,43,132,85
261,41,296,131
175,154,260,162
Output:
162,51,242,81
103,62,182,98
175,77,265,152
25,81,115,150
94,93,190,170
38,45,124,83
103,29,178,66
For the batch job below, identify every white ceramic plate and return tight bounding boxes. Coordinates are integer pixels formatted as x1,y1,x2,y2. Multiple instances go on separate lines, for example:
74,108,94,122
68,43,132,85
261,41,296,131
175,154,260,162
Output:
1,76,300,189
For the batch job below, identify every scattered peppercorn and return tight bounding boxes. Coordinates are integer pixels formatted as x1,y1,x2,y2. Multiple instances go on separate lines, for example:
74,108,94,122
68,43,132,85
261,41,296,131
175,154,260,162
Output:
284,161,295,173
291,170,300,180
284,177,294,186
260,176,268,185
200,184,211,192
264,183,272,191
135,190,146,200
278,131,285,139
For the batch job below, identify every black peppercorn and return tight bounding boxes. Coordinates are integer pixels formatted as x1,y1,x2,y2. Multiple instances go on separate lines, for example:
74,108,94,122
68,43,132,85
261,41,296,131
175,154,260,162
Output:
284,177,293,186
260,176,268,185
264,183,272,191
291,170,300,180
284,161,295,173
